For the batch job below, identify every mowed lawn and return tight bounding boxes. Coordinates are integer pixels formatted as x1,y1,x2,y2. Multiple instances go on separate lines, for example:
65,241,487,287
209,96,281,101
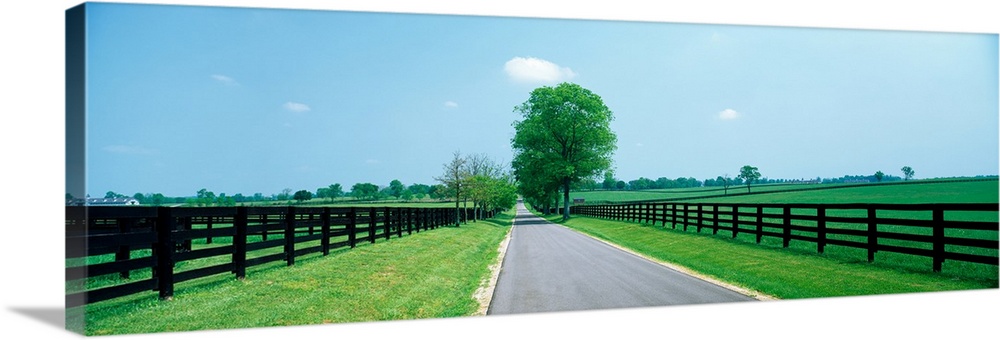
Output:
76,209,514,336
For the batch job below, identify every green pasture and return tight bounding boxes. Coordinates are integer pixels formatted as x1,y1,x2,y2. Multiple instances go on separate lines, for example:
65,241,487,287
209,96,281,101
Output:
557,178,999,297
571,178,998,204
68,209,514,335
681,179,998,205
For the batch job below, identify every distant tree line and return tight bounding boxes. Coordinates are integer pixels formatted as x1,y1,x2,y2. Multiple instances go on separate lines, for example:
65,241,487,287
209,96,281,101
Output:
95,179,457,207
571,169,910,192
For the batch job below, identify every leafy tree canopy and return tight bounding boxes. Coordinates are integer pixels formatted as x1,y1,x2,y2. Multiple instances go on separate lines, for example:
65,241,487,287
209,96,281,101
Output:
737,165,762,193
511,82,617,220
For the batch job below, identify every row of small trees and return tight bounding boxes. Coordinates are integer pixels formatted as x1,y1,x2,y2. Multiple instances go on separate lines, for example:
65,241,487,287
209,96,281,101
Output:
103,180,456,207
435,151,519,226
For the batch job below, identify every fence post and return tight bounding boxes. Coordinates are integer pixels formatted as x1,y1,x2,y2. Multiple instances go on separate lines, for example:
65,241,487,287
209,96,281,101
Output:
348,207,357,248
731,205,739,238
384,207,391,241
867,207,877,262
321,207,331,256
155,207,175,300
417,208,424,232
285,206,296,266
671,204,676,229
696,204,703,233
397,207,404,238
817,207,826,254
683,204,689,231
206,216,214,244
755,205,763,244
369,207,377,244
234,207,247,279
932,207,944,272
661,203,667,227
782,206,791,248
260,213,268,242
406,208,413,235
181,216,192,251
423,208,429,230
116,218,134,279
712,205,719,235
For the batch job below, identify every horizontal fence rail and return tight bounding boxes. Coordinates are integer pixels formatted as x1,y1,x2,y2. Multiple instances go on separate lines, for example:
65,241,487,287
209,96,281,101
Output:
65,205,495,308
570,202,999,272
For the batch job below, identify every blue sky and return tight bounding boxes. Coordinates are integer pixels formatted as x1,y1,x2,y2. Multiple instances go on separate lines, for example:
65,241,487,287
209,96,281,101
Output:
81,2,998,198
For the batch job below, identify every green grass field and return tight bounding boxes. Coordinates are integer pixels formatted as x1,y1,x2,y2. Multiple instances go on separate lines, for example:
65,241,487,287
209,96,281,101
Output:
549,178,999,298
570,178,998,204
70,209,514,335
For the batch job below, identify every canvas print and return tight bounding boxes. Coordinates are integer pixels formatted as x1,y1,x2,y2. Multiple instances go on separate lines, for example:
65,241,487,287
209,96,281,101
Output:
64,1,999,336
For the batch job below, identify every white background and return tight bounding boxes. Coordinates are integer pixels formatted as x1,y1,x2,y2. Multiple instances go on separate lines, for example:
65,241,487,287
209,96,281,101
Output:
1,1,997,339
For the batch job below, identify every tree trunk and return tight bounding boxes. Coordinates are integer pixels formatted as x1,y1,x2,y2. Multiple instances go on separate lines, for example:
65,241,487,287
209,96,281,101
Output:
455,193,461,227
562,177,571,221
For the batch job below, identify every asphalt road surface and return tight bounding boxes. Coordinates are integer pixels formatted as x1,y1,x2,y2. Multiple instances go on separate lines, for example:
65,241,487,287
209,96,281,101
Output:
487,202,756,315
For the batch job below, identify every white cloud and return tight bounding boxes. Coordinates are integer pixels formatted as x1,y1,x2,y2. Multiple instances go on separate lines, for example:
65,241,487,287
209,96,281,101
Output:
210,74,239,86
504,57,577,84
365,159,380,164
718,109,741,120
636,143,644,147
103,145,155,155
283,102,311,113
444,101,459,108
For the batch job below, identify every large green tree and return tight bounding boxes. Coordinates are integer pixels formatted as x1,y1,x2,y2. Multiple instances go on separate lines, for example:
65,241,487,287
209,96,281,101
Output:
737,165,762,193
388,179,405,199
511,82,617,221
293,190,312,203
901,166,914,180
350,183,379,201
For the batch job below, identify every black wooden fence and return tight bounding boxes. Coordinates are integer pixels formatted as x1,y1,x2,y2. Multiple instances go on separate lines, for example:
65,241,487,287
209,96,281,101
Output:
570,202,998,272
65,205,493,308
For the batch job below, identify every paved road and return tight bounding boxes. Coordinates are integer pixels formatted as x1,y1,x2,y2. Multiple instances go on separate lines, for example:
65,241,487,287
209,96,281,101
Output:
488,202,755,315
